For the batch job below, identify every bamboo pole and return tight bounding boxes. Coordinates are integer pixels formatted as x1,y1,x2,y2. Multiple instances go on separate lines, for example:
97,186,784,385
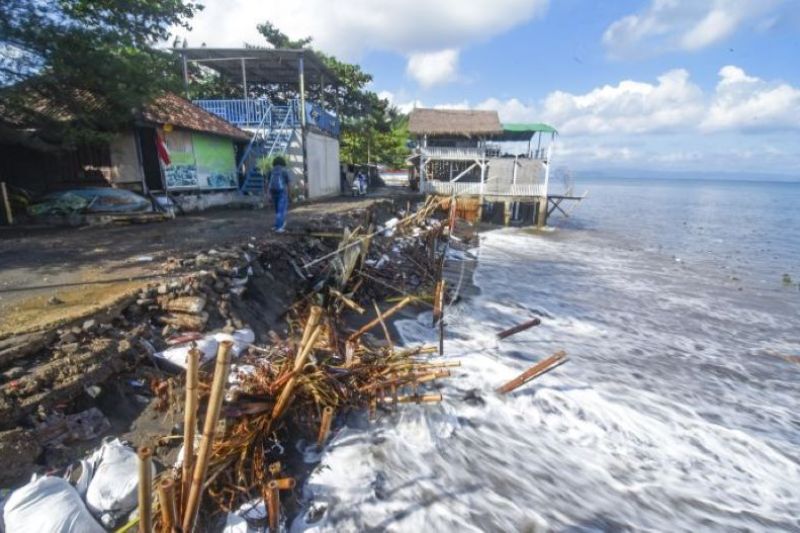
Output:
275,478,296,491
329,288,365,314
379,393,442,404
432,280,444,326
157,478,178,533
271,325,322,420
182,341,234,533
181,347,200,511
348,296,412,342
138,447,153,533
372,300,393,348
496,350,567,394
300,306,323,348
264,480,280,533
497,317,542,340
317,406,334,447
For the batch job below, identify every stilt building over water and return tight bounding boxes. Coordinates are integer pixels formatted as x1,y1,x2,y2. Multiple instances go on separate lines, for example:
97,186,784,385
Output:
408,108,579,227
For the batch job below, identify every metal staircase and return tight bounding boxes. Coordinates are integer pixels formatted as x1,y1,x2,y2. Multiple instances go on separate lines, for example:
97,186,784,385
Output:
239,101,299,195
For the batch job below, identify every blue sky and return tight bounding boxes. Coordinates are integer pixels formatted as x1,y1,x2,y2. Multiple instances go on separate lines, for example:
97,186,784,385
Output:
180,0,800,175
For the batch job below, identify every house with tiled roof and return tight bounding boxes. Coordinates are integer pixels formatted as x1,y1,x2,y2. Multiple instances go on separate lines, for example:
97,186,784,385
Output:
0,91,253,209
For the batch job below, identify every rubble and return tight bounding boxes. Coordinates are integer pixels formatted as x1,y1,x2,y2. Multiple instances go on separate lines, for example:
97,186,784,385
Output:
0,196,515,531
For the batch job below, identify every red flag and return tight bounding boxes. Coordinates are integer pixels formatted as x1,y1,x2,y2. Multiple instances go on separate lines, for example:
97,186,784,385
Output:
155,131,171,166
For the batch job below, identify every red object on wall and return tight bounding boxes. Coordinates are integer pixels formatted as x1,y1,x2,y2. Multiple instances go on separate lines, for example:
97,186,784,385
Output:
155,131,171,166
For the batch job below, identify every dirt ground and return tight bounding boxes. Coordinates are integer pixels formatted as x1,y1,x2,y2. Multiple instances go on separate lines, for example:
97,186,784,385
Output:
0,187,433,490
0,188,418,338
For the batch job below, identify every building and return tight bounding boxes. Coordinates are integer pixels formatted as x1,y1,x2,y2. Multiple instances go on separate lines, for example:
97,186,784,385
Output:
408,108,559,227
0,92,253,211
175,47,342,200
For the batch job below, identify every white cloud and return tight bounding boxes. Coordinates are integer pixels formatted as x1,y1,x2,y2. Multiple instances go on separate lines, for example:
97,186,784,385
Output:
177,0,548,87
476,97,538,122
603,0,783,58
395,66,800,137
701,65,800,131
539,69,705,134
406,49,460,88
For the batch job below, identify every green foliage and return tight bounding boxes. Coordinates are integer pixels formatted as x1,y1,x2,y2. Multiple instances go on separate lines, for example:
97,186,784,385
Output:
254,21,409,167
256,22,313,49
0,0,201,144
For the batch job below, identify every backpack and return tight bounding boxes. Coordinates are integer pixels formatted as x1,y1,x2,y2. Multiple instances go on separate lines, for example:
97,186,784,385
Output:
268,166,288,192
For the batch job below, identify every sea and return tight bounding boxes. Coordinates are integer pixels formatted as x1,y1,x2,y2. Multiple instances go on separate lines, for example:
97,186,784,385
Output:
292,177,800,532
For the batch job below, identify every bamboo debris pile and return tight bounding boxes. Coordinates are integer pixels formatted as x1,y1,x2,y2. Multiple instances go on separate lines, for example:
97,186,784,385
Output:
143,198,459,531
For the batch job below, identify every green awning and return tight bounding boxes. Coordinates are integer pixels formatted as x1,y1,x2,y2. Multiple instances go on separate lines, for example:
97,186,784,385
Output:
499,123,558,140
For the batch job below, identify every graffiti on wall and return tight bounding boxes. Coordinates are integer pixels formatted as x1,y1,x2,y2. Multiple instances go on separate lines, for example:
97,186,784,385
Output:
162,130,238,190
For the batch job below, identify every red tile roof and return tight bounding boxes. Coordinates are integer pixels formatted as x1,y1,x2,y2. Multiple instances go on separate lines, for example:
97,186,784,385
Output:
139,93,251,142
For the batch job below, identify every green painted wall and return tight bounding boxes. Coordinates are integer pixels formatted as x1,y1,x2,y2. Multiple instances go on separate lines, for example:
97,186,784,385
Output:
192,133,237,189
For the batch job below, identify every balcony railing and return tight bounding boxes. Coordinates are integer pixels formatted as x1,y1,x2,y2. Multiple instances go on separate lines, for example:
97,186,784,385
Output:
423,180,546,197
194,98,340,137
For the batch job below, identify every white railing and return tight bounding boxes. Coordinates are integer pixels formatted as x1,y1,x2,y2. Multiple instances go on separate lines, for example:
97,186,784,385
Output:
420,147,482,160
423,181,546,197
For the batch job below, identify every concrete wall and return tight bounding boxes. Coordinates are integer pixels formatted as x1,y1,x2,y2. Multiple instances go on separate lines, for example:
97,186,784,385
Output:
171,190,262,212
108,132,144,187
306,131,340,199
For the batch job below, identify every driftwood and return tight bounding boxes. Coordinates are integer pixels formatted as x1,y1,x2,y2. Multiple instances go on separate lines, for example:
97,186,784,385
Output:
496,317,542,340
496,351,567,394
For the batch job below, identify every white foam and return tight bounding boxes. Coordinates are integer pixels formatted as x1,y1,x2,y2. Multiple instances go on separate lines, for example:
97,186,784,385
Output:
293,227,800,531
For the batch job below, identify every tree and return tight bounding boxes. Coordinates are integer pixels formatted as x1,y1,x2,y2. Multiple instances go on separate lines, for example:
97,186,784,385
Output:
255,22,409,167
0,0,201,144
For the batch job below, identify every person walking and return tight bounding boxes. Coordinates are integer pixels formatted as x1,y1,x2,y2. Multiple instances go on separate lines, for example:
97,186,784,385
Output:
268,156,290,232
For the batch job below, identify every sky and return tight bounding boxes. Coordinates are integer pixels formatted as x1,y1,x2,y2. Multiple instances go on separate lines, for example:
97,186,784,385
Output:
176,0,800,175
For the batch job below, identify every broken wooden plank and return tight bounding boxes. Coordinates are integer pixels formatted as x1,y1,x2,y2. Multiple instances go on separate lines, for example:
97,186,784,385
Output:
496,317,542,340
496,350,567,394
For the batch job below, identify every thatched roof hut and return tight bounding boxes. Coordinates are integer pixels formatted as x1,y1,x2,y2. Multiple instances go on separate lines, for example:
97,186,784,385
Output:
408,108,503,137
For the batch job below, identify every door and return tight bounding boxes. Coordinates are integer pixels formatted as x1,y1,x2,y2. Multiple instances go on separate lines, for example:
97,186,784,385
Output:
137,127,164,192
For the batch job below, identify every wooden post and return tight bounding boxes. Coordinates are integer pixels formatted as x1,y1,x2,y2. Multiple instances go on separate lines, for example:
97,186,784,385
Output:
157,478,178,532
138,447,153,533
536,196,548,228
181,347,200,511
1,182,12,225
182,341,234,533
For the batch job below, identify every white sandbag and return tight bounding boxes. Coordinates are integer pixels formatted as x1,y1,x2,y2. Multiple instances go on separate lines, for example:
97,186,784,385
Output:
222,498,268,533
85,439,153,527
3,476,105,533
154,328,255,370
